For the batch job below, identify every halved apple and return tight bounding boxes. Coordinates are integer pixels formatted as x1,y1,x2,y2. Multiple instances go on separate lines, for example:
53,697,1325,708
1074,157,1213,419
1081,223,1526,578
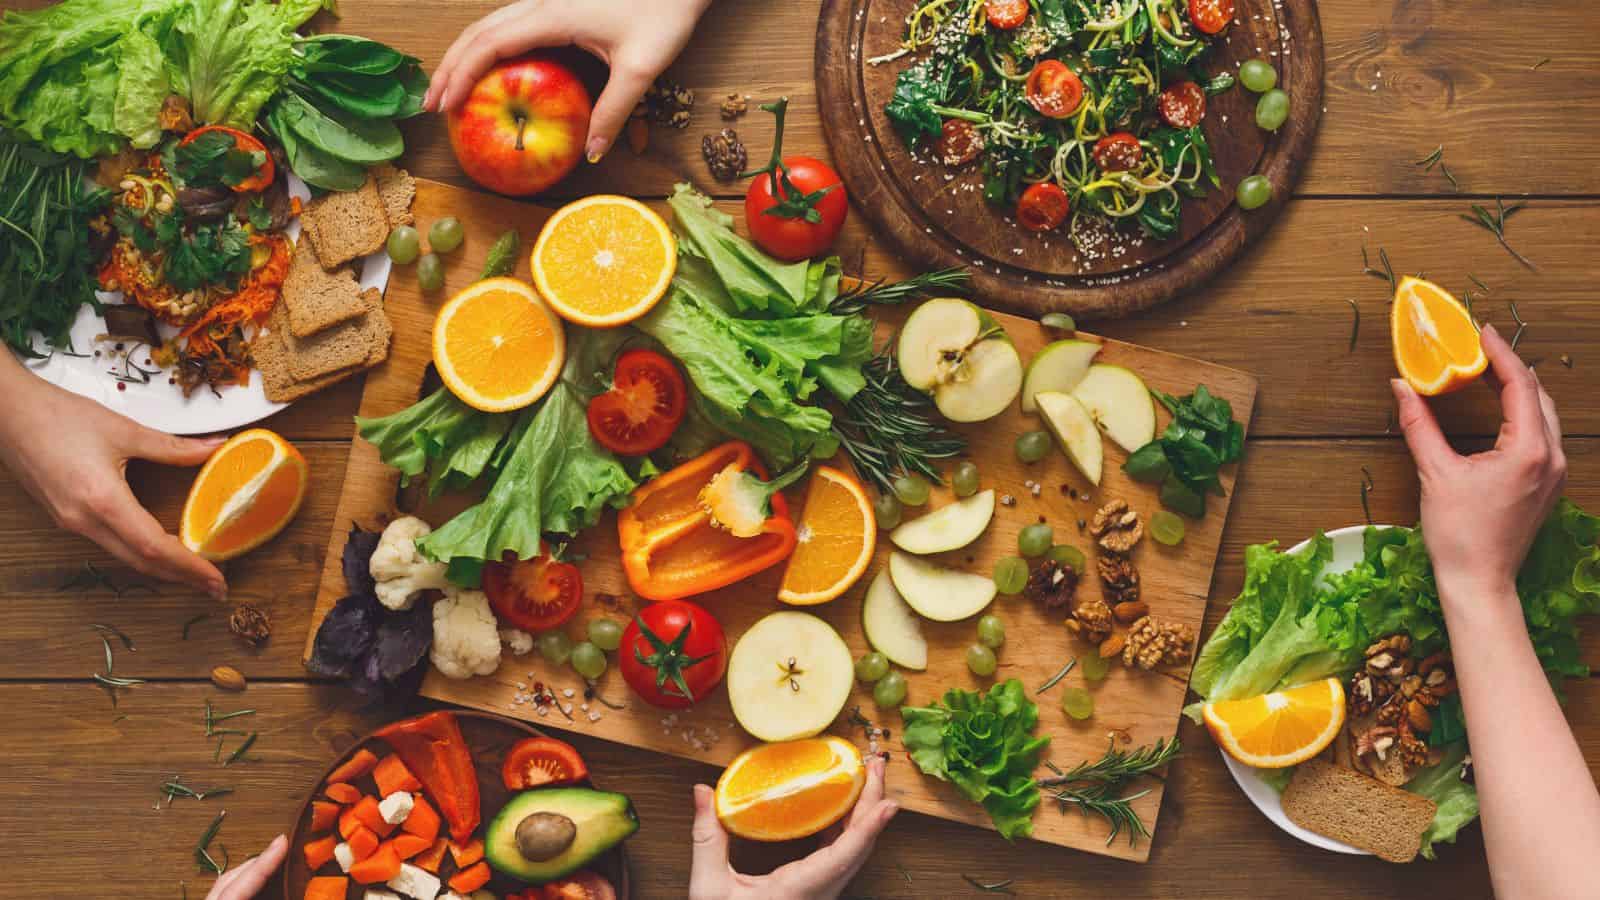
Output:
890,489,994,554
861,569,927,670
887,551,996,622
1070,364,1157,453
897,298,1023,422
727,611,854,742
1035,390,1103,485
1021,339,1100,413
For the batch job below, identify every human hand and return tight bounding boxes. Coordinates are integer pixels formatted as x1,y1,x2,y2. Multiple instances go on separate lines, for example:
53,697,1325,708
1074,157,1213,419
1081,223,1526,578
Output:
204,834,287,900
689,753,899,900
1391,323,1567,597
425,0,713,163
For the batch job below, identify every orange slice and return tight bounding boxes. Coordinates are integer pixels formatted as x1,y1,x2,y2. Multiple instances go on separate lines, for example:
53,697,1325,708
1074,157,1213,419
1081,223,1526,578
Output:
530,195,676,327
180,429,308,561
715,736,865,842
1202,677,1347,769
432,277,565,412
778,466,876,605
1391,275,1487,396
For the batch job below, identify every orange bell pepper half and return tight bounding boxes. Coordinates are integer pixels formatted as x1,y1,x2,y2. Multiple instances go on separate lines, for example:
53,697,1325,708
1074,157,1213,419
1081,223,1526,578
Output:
617,441,798,601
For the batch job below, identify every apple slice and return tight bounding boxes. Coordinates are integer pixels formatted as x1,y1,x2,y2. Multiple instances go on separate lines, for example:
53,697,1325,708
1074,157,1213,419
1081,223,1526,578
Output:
897,298,1023,422
1035,391,1103,485
1021,339,1100,413
897,298,981,391
1070,364,1157,453
887,551,996,622
890,489,994,554
727,611,854,742
861,569,927,670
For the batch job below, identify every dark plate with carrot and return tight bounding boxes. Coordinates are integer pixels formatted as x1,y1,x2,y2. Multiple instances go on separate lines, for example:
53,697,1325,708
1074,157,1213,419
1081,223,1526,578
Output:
286,710,632,900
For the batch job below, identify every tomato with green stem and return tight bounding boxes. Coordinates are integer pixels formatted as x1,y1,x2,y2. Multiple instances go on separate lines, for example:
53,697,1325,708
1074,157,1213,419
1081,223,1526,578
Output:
619,600,727,709
482,543,583,632
586,349,687,455
743,96,848,261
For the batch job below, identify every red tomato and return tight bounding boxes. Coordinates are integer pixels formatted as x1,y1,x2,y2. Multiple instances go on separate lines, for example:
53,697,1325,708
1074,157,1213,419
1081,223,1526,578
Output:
178,125,274,192
1188,0,1235,34
933,119,984,167
1025,60,1085,119
1157,81,1207,128
586,349,687,455
985,0,1029,29
502,737,588,790
746,156,848,261
482,545,583,632
541,871,617,900
619,601,727,709
1092,132,1144,172
1016,182,1071,232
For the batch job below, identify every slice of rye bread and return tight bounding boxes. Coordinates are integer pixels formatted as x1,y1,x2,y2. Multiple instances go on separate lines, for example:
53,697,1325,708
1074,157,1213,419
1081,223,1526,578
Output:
1281,759,1437,863
373,163,416,227
301,174,388,268
281,238,368,337
279,290,391,381
254,292,390,403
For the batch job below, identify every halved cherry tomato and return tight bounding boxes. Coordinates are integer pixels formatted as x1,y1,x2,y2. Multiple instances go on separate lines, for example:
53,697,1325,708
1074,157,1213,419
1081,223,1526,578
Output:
985,0,1029,29
1188,0,1235,34
482,544,583,632
502,737,589,790
178,125,274,193
1016,182,1071,232
1025,60,1085,119
1092,132,1144,172
1157,81,1207,128
933,119,984,167
541,870,618,900
586,349,687,456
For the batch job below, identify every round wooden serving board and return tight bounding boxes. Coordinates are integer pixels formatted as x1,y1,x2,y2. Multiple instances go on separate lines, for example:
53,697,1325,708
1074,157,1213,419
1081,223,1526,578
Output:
815,0,1324,319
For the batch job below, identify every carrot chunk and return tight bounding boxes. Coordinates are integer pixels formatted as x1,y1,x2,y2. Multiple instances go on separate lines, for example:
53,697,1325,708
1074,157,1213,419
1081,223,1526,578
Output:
322,782,362,805
448,861,491,893
304,875,347,900
326,748,379,785
309,800,341,832
338,805,361,840
383,833,433,861
347,825,380,862
348,844,401,884
400,795,440,842
302,834,338,871
373,754,422,796
447,837,484,867
351,795,396,837
413,837,449,873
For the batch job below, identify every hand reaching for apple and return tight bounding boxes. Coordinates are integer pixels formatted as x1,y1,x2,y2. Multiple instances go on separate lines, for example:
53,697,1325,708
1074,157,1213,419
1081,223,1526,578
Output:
426,0,714,163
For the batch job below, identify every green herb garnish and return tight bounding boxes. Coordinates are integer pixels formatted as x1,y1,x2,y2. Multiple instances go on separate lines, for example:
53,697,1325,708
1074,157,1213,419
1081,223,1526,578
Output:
1462,197,1533,268
194,811,228,874
479,229,521,280
832,348,966,493
1344,298,1360,353
961,875,1016,894
1123,385,1243,517
1036,658,1078,694
1037,737,1181,846
828,267,970,316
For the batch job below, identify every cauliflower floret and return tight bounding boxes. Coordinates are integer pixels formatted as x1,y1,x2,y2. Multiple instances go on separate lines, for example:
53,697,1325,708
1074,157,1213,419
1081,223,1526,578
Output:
370,516,451,611
499,627,533,656
430,587,501,679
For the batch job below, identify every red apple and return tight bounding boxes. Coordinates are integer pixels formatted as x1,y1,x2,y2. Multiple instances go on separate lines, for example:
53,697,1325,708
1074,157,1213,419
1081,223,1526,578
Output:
447,54,592,196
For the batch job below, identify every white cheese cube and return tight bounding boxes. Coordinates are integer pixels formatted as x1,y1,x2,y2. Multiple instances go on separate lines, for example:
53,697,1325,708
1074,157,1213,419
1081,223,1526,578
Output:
378,790,415,825
387,862,442,900
364,891,403,900
333,841,356,873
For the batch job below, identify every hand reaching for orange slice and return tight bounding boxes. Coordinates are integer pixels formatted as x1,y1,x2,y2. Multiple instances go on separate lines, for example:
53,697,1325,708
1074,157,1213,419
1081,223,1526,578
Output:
1390,275,1487,396
714,736,866,841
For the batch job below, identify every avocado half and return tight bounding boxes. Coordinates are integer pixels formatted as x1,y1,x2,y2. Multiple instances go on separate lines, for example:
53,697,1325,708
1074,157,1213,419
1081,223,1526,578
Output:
485,787,639,884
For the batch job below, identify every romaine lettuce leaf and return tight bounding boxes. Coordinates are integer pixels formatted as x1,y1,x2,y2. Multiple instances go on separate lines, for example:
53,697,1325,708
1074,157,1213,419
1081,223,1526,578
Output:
112,28,170,148
667,183,839,317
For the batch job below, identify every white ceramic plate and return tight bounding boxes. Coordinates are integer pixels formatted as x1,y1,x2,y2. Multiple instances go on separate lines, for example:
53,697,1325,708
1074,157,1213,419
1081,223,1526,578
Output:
12,175,392,436
1217,523,1398,856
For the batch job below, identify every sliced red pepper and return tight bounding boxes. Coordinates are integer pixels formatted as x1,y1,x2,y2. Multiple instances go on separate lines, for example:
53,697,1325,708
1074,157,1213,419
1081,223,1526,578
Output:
373,712,480,843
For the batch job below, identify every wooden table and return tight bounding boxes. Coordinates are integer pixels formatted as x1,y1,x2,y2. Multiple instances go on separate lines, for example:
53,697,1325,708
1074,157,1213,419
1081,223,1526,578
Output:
2,0,1596,896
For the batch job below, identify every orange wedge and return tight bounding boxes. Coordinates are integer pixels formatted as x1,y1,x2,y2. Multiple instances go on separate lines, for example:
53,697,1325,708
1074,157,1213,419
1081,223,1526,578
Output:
180,429,308,561
715,736,865,841
1391,275,1487,396
530,195,676,327
433,277,565,412
1202,677,1347,769
778,467,876,605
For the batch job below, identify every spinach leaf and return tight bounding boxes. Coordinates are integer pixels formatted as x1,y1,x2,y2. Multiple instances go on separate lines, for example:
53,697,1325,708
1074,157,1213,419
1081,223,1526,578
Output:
264,101,367,191
1124,383,1244,516
172,130,267,189
885,61,948,147
1036,0,1082,40
1136,190,1181,239
296,34,410,76
274,90,403,164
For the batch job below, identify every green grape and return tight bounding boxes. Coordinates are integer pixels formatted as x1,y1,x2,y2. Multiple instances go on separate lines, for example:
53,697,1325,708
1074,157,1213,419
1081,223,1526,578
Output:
1048,544,1086,573
570,641,607,679
855,652,890,683
951,461,981,498
386,225,420,264
1018,523,1054,558
892,474,931,507
976,614,1005,648
587,618,624,652
1150,509,1187,546
1239,58,1277,93
428,217,465,254
873,491,903,529
1255,88,1289,131
993,556,1029,595
873,670,908,707
1060,686,1094,720
1236,175,1272,211
1014,430,1051,463
966,643,998,677
536,631,572,666
1079,652,1111,682
416,253,444,292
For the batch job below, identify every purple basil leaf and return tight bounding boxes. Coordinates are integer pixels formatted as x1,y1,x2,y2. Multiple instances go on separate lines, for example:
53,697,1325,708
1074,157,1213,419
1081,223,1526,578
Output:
342,524,382,598
374,602,433,682
305,592,380,677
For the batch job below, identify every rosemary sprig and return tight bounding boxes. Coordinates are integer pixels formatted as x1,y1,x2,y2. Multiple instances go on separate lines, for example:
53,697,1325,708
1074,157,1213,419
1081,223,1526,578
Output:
1462,197,1533,268
1509,301,1529,351
832,348,966,493
961,875,1015,894
1036,658,1077,694
182,613,208,640
194,811,228,874
204,700,256,737
1532,57,1551,70
1038,737,1181,787
1413,146,1442,169
59,562,153,597
1344,299,1360,353
1360,466,1375,525
1036,737,1181,847
828,267,971,315
223,732,258,767
1361,245,1395,291
94,623,136,651
93,631,144,706
161,776,233,806
1439,163,1459,191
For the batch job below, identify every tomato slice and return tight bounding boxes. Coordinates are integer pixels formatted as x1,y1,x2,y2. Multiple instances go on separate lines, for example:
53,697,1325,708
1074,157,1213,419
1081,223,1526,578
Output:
1188,0,1235,34
1025,60,1085,119
1017,182,1071,232
178,125,275,193
985,0,1029,29
482,545,583,632
586,349,687,456
1157,81,1207,128
1092,132,1144,172
502,737,589,790
933,119,984,167
541,871,617,900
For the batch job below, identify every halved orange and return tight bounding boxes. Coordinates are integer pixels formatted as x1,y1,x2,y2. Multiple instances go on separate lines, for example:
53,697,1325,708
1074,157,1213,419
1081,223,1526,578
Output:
715,736,865,842
433,277,565,412
180,429,308,561
530,195,676,327
778,467,876,605
1202,677,1347,769
1391,275,1487,396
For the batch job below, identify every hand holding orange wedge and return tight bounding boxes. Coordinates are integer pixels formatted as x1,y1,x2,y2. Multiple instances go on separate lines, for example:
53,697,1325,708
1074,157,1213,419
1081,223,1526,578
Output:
1202,677,1346,768
714,736,866,841
180,428,308,561
1391,276,1487,396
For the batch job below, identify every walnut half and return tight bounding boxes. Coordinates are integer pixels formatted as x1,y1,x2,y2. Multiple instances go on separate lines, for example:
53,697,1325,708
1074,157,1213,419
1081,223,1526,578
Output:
1089,499,1143,554
1121,615,1194,670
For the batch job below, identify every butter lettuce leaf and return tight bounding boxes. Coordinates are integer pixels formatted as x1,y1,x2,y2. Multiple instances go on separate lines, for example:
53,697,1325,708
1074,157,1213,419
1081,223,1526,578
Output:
112,28,170,149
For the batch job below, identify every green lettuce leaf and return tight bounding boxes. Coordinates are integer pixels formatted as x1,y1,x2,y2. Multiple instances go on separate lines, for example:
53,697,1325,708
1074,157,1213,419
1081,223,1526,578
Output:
1406,742,1478,860
112,27,170,149
162,0,308,128
667,183,839,317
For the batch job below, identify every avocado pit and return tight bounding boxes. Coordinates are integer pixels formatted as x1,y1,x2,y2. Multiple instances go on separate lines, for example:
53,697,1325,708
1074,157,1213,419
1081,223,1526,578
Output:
515,811,577,861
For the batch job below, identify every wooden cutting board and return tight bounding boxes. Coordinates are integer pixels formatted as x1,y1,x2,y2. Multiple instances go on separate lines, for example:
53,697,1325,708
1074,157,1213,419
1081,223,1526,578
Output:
814,0,1323,320
306,178,1257,862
